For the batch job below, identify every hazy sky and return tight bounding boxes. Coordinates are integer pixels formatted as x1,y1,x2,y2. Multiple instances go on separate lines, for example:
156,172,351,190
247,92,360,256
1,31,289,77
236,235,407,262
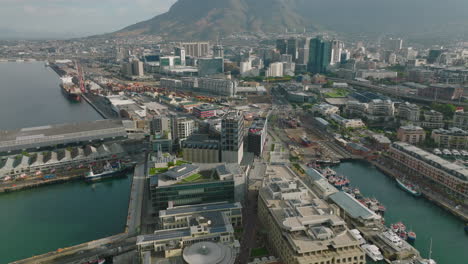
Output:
0,0,177,37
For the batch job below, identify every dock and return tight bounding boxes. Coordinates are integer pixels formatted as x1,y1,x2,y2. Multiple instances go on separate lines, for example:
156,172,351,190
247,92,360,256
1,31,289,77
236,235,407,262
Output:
372,160,468,222
0,174,84,194
82,94,109,119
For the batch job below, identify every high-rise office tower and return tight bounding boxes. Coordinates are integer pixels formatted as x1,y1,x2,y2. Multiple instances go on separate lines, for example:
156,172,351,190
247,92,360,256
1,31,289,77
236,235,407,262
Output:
221,111,245,164
174,46,186,66
131,60,144,77
287,38,298,61
331,40,344,65
276,39,288,55
308,37,332,74
151,116,171,135
384,38,403,52
180,42,210,57
171,115,195,142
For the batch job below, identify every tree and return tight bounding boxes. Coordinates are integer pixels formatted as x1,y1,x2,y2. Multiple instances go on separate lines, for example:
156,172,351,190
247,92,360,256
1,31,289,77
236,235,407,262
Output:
323,80,334,88
431,103,456,120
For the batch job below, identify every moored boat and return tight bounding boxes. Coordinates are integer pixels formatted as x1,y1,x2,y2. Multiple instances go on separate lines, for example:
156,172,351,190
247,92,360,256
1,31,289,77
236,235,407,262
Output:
396,178,422,197
407,231,417,241
361,244,384,261
85,161,128,182
60,76,82,102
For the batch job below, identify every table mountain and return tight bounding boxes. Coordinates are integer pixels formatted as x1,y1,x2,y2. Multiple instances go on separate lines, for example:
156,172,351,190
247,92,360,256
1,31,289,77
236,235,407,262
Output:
116,0,310,39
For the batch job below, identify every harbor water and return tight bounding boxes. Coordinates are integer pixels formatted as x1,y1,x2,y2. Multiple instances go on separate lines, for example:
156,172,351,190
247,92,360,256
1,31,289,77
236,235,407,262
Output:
0,178,132,263
0,61,130,262
333,161,468,264
0,61,101,130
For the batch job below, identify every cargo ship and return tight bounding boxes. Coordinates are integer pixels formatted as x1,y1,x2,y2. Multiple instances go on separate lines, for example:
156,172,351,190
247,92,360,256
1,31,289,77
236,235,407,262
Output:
396,178,422,197
85,161,129,182
60,76,82,102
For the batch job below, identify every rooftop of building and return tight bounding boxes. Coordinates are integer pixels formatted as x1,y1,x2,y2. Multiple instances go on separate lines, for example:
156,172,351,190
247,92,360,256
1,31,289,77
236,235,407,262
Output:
182,134,220,149
429,83,462,89
392,142,468,182
194,104,218,111
371,134,392,144
259,165,360,253
150,166,220,187
0,120,125,144
399,102,420,109
329,192,381,221
314,117,330,126
137,210,233,245
433,127,468,136
159,202,242,217
399,125,424,131
248,118,267,134
216,163,243,177
162,164,199,180
424,110,443,116
314,103,338,109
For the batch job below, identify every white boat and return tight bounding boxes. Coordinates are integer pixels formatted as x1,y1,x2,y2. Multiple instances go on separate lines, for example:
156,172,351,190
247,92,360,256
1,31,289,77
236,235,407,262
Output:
382,231,403,247
361,244,384,261
85,161,127,182
350,229,366,245
442,149,452,155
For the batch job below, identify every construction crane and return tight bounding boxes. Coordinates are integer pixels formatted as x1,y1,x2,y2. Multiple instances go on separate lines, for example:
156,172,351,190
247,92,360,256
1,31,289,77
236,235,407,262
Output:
75,61,86,94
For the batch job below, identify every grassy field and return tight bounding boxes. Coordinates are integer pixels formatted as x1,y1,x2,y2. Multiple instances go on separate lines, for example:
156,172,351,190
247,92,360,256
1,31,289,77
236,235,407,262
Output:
324,88,349,98
250,247,269,257
179,173,210,184
149,167,168,175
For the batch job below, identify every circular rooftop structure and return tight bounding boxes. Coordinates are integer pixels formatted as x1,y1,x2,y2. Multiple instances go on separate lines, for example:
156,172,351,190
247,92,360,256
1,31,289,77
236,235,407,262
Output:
182,241,235,264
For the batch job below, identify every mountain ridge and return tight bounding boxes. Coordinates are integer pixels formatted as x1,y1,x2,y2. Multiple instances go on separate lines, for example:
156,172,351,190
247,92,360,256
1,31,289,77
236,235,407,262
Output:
114,0,468,41
116,0,311,40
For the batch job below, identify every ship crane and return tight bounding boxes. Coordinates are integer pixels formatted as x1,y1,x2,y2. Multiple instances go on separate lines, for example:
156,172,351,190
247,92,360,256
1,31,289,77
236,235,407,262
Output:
75,61,86,94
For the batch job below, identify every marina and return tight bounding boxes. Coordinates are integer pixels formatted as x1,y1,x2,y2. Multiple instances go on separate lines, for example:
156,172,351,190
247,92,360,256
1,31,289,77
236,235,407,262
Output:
333,161,468,264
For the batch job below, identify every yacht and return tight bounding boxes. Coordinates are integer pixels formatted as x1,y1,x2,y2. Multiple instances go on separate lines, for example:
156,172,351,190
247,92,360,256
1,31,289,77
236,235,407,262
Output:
361,244,384,261
349,229,366,245
382,231,403,247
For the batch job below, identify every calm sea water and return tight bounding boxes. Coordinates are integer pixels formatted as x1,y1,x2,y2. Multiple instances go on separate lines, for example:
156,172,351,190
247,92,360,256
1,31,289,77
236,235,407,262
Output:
0,178,131,263
333,161,468,264
0,61,101,130
0,62,130,263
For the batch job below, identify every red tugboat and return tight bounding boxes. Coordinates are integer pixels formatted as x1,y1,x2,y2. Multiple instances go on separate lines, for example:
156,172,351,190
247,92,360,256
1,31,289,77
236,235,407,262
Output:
60,76,82,102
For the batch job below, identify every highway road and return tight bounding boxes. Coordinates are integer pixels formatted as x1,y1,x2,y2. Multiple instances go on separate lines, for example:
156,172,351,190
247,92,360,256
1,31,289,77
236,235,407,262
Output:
126,161,147,236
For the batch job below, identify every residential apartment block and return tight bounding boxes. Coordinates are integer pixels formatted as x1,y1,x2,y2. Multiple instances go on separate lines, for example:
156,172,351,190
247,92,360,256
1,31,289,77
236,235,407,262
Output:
388,142,468,204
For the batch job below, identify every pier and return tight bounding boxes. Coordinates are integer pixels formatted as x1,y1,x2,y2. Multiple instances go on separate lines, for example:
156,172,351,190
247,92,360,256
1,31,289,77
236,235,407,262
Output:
0,174,84,194
82,94,109,119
